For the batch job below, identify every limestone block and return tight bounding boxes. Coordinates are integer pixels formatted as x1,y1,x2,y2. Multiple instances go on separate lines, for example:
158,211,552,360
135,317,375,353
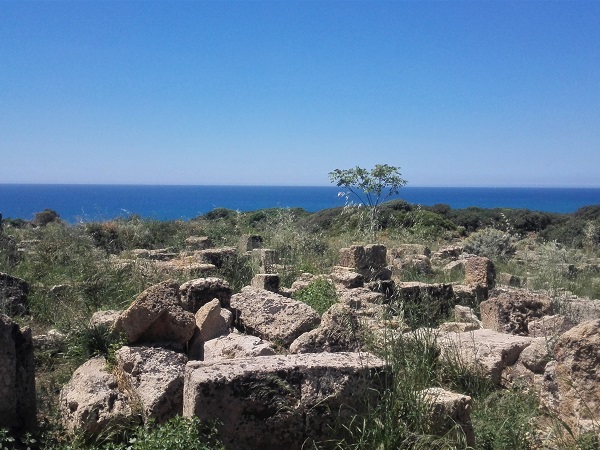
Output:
230,287,320,346
59,357,134,435
113,281,195,345
115,346,187,423
203,332,276,361
183,352,386,450
180,277,232,311
422,387,475,447
0,314,35,429
480,288,553,335
438,328,533,384
251,273,280,292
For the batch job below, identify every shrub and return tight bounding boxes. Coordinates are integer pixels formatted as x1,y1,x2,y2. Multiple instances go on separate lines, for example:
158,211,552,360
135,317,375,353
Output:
293,278,338,314
463,227,515,261
472,389,538,450
33,209,61,227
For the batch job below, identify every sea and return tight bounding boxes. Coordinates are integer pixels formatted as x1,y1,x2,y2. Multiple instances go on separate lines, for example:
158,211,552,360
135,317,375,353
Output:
1,184,599,224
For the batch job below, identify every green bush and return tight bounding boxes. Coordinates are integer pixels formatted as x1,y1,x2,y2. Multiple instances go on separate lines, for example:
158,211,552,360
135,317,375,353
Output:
45,416,223,450
463,227,515,261
293,278,338,314
472,389,538,450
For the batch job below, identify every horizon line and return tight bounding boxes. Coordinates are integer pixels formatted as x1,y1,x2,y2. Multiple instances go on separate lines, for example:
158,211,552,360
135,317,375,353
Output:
1,182,600,189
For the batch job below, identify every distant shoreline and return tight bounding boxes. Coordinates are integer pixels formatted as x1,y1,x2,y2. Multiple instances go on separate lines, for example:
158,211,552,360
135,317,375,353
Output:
1,185,599,223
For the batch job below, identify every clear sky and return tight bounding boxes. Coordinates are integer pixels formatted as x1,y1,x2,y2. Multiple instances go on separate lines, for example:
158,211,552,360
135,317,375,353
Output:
1,0,599,187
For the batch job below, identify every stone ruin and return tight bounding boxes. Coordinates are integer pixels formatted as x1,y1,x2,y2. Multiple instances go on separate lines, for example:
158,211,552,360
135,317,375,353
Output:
4,239,598,446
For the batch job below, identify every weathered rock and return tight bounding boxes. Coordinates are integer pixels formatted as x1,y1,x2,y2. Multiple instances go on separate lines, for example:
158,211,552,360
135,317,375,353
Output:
330,267,364,289
89,310,121,329
180,277,232,311
443,259,466,273
252,248,278,273
183,352,386,450
251,273,280,292
115,346,187,423
153,257,215,277
0,272,29,316
339,244,390,281
365,279,396,298
390,254,433,275
113,281,196,345
454,305,482,326
32,328,66,352
188,299,232,360
130,248,177,261
387,244,431,261
59,357,135,435
290,273,319,292
195,247,236,268
528,314,575,339
230,287,320,346
203,332,276,361
498,272,523,287
480,288,553,335
0,314,35,430
559,296,600,323
438,329,533,384
464,256,495,288
290,303,361,354
238,234,263,252
185,236,212,251
518,337,552,374
422,387,475,447
432,245,463,261
338,287,385,308
438,322,481,333
453,283,488,305
544,319,600,436
397,282,455,318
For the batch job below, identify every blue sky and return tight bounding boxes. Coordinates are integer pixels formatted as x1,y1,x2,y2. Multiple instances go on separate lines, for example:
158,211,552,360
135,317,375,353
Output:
1,1,599,187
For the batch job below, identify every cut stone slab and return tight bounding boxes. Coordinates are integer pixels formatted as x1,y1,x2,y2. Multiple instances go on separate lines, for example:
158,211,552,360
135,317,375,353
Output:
545,319,600,436
183,352,386,450
179,277,232,312
59,357,135,436
188,299,232,360
438,329,533,384
89,310,121,329
0,314,35,430
230,287,320,346
528,314,575,339
113,280,195,345
251,273,280,292
290,303,362,354
330,267,364,289
115,346,187,424
518,337,552,374
203,332,276,362
480,287,553,335
422,387,475,447
464,256,495,288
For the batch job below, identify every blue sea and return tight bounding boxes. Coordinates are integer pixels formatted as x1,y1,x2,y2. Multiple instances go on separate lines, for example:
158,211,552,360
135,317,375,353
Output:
1,184,599,223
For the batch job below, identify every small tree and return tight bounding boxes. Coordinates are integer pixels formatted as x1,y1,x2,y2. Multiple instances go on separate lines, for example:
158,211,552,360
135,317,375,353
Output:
329,164,407,238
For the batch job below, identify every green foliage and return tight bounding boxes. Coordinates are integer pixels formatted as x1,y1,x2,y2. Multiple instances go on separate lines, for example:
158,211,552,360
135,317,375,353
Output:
67,324,126,368
463,227,515,261
472,389,538,450
293,278,338,314
33,209,61,227
120,417,223,450
45,417,223,450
